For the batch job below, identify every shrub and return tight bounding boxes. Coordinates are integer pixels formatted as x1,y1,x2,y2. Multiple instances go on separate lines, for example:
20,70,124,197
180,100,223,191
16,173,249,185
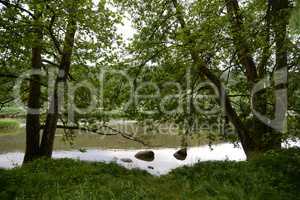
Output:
0,119,20,131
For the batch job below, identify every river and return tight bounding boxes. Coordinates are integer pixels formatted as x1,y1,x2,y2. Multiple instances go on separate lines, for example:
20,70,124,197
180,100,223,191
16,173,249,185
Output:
0,140,299,175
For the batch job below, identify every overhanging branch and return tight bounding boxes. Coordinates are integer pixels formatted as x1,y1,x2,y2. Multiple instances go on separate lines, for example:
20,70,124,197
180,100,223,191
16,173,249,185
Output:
40,124,149,146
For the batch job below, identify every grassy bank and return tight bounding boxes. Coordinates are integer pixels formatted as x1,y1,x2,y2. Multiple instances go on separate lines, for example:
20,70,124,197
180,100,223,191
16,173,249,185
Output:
0,119,20,136
0,107,25,117
0,119,20,130
0,148,299,200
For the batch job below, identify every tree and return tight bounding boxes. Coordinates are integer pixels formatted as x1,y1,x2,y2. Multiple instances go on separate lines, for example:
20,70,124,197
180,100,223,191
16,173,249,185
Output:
24,1,43,162
0,0,120,162
0,0,299,161
38,1,78,158
118,0,299,159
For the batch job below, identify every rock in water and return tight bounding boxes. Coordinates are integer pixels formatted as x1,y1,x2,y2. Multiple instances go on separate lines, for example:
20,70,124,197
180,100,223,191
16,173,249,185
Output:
120,158,133,163
173,148,187,161
135,150,155,162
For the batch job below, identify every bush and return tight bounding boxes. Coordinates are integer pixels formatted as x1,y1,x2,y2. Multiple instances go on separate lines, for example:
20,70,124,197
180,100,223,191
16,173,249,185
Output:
0,107,25,116
0,119,20,131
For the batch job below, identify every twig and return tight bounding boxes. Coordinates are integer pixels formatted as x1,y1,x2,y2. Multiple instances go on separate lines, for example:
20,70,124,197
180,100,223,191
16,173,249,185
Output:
0,0,35,18
40,124,149,146
48,14,63,55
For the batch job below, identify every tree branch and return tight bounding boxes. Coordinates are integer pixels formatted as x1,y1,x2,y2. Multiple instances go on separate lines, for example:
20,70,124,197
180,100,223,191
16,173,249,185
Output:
257,3,272,77
171,0,253,153
225,0,258,84
0,73,48,87
42,59,59,67
0,98,14,111
40,124,149,146
0,0,35,18
0,73,18,78
47,14,63,55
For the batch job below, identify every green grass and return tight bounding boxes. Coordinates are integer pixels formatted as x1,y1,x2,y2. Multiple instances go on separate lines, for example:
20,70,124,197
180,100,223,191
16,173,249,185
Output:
0,107,25,116
0,148,299,200
0,119,20,132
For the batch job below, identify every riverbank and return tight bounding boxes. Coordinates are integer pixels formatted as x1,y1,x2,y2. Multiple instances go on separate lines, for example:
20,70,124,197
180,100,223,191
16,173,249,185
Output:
0,148,299,200
0,119,21,136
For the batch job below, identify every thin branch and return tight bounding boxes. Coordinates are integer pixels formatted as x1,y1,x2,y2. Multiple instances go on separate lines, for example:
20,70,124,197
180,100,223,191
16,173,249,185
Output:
0,98,14,111
40,124,116,135
0,0,35,18
44,50,59,61
47,14,63,55
40,124,149,146
0,73,18,78
228,94,249,97
0,73,48,87
42,59,59,67
102,124,149,146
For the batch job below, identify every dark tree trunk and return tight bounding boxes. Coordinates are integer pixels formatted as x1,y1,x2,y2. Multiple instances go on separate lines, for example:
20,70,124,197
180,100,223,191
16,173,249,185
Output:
38,81,59,157
267,0,290,150
224,0,258,85
246,0,290,154
23,13,43,163
271,0,289,72
39,17,77,158
224,0,291,158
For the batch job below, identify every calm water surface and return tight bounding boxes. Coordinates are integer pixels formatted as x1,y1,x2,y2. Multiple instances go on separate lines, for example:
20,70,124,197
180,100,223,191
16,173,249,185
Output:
0,140,299,175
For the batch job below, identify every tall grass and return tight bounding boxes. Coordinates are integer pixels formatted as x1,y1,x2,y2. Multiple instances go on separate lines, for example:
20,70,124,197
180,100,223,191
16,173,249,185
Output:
0,107,25,116
0,148,299,200
0,119,20,131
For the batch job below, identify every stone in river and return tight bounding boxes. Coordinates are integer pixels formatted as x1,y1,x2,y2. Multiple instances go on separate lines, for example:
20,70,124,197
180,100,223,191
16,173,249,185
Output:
135,150,155,162
173,148,187,161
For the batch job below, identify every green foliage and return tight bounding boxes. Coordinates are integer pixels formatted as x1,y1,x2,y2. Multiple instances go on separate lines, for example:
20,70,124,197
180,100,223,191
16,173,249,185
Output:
0,148,299,199
290,0,300,33
110,0,300,148
0,0,299,156
0,0,121,114
0,119,20,131
0,107,25,116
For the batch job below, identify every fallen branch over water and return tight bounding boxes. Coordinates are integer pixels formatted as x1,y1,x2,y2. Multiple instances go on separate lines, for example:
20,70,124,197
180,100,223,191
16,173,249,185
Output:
40,124,149,146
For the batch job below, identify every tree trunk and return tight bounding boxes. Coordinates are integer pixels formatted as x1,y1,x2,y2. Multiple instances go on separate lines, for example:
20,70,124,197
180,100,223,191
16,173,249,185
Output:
39,17,77,157
23,12,43,163
225,0,290,157
243,0,290,154
225,0,258,85
268,0,289,150
272,0,289,72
